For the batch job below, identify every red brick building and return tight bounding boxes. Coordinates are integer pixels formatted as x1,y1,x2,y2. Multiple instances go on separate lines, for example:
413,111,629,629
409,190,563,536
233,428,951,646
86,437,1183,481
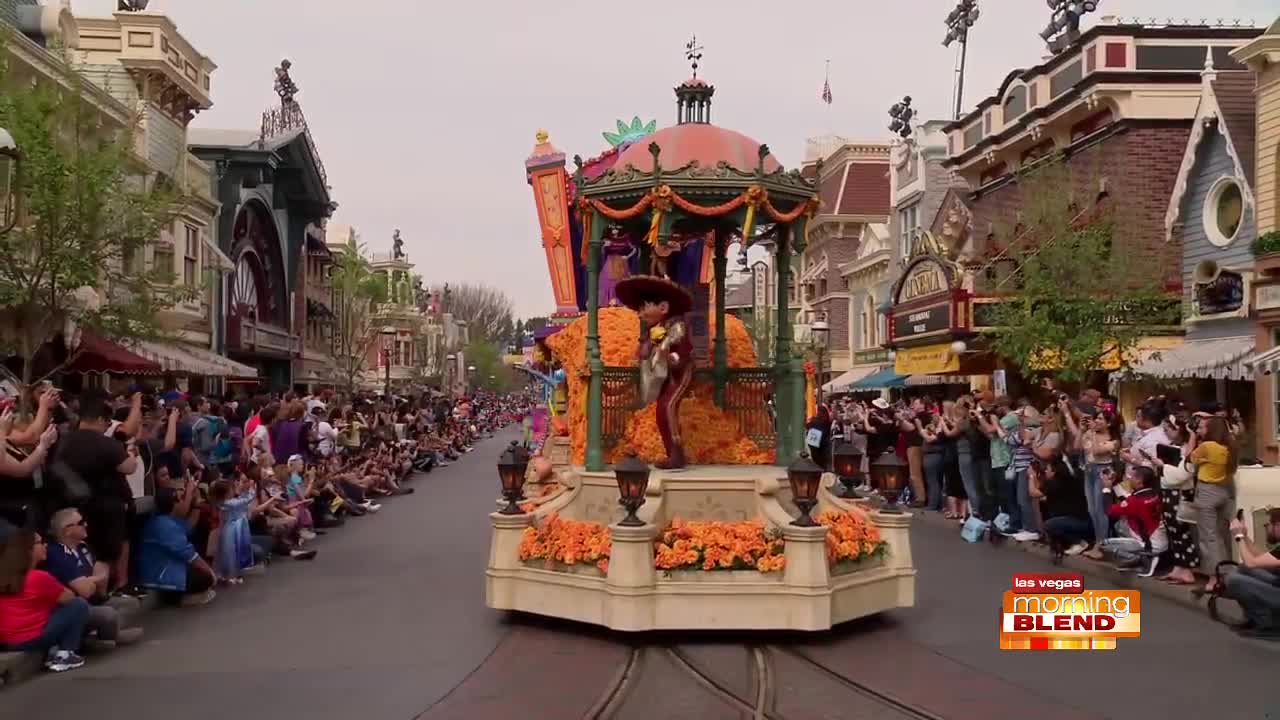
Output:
886,21,1263,387
799,142,890,381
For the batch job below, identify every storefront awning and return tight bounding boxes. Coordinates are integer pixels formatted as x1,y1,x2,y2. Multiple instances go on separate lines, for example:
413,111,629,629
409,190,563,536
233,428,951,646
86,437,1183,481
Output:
822,366,881,393
1244,345,1280,376
67,332,163,376
1116,336,1255,381
136,341,260,379
850,368,909,390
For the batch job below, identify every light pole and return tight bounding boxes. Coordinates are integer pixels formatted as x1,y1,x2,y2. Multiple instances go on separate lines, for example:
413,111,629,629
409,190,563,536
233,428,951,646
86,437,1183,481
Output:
942,0,981,121
888,96,915,140
380,326,396,397
0,127,22,234
1040,1,1099,54
811,318,830,409
467,364,477,393
445,353,456,396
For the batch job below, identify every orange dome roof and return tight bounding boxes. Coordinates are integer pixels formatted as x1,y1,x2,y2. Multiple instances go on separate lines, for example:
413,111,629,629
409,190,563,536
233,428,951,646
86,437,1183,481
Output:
614,123,782,175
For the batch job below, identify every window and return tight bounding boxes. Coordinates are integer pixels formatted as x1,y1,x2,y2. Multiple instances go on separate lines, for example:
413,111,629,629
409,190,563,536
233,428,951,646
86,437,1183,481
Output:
1204,177,1245,247
183,224,199,286
898,204,919,258
153,247,175,281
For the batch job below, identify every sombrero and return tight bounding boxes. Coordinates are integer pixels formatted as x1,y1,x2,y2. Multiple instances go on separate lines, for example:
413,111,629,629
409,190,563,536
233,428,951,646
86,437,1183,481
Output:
533,325,563,341
615,275,694,316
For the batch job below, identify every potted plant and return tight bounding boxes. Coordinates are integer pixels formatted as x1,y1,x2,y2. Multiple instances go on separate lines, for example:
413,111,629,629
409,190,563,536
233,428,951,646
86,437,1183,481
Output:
1252,231,1280,277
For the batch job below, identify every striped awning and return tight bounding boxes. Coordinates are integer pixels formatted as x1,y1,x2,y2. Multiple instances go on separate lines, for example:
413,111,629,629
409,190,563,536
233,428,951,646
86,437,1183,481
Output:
1117,336,1255,381
135,341,260,379
1245,345,1280,376
823,366,881,393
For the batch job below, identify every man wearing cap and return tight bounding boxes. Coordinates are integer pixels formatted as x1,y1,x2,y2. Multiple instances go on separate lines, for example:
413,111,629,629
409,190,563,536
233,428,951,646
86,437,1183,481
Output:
616,275,694,470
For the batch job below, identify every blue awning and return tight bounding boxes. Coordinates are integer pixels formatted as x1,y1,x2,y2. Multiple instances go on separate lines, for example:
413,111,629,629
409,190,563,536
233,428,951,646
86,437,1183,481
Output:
850,368,909,390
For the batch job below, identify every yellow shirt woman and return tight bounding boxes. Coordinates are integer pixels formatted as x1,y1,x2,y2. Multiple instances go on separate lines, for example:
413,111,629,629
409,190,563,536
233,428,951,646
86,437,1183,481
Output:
1191,440,1231,483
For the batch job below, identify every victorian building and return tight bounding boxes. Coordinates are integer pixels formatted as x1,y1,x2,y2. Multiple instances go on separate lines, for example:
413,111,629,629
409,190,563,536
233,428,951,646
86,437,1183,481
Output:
361,232,425,391
71,4,259,394
189,60,335,391
884,19,1263,399
1231,18,1280,462
797,140,891,388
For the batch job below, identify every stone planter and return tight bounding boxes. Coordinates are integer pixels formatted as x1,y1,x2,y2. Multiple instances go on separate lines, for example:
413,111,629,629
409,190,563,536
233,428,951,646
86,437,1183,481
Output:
661,568,785,583
830,553,887,577
523,559,606,577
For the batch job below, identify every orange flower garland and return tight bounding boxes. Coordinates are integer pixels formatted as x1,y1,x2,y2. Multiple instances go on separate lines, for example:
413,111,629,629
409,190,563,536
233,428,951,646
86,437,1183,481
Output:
517,481,563,514
544,306,773,465
654,518,786,573
518,513,611,573
818,509,888,566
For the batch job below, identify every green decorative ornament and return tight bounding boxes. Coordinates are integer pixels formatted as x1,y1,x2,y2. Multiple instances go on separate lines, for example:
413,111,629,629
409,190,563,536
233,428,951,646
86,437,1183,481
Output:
603,116,657,147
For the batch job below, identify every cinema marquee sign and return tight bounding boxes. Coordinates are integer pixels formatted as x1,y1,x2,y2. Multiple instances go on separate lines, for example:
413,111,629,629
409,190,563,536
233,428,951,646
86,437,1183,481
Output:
890,255,969,346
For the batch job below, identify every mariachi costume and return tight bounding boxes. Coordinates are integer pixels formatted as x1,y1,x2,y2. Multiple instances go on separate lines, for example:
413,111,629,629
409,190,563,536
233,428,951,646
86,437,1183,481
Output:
616,275,695,470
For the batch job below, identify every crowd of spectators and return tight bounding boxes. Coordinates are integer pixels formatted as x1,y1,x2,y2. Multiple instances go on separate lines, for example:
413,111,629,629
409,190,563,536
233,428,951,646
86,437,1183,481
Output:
820,389,1280,640
0,383,529,673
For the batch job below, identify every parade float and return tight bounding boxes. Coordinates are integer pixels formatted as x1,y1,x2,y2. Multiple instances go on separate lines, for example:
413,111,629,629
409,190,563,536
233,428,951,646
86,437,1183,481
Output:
490,46,915,631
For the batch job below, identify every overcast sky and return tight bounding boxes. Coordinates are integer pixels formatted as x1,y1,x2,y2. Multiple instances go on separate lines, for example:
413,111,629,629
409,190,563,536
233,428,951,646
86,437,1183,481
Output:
76,1,1275,319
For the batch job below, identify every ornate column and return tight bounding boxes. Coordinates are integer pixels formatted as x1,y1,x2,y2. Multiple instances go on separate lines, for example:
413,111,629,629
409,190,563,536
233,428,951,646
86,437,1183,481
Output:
525,131,579,316
774,224,794,462
788,217,809,457
713,231,729,407
585,209,606,472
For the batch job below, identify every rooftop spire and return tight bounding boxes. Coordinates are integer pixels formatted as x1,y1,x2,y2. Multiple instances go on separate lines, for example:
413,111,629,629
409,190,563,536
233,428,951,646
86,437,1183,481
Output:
675,34,714,125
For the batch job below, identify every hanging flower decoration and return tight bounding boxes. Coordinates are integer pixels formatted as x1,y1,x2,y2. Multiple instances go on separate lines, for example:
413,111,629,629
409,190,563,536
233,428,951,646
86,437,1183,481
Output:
545,306,771,465
649,325,667,343
654,518,786,573
803,360,816,377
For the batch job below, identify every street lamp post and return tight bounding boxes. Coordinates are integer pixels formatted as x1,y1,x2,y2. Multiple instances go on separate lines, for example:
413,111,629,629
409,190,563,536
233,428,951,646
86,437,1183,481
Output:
445,353,456,396
467,364,477,393
811,318,829,410
380,326,397,397
0,127,22,234
942,0,981,121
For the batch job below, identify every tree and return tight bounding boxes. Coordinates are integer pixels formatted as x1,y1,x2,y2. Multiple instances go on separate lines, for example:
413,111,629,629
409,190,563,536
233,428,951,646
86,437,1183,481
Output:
445,283,515,343
985,155,1178,384
464,339,519,392
0,37,198,406
330,234,388,392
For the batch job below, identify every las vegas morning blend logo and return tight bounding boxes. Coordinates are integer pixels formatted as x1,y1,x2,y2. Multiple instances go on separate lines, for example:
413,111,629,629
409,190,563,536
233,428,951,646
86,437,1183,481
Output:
999,572,1140,651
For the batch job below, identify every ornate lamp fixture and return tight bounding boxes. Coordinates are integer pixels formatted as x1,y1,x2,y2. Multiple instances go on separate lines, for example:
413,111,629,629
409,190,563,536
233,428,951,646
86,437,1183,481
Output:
787,453,824,526
614,454,651,527
497,441,530,515
869,453,906,514
831,443,864,499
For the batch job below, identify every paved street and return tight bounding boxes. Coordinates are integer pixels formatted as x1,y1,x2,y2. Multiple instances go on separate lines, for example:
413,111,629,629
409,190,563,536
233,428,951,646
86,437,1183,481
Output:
7,431,1277,720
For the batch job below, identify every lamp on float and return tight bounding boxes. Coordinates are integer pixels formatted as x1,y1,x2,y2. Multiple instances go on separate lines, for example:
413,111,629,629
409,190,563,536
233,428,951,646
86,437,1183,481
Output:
613,454,651,527
496,441,530,515
787,452,824,526
832,442,865,499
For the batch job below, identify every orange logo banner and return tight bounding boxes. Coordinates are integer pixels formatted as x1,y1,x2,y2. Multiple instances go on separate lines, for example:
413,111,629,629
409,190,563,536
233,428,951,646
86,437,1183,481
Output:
999,573,1140,650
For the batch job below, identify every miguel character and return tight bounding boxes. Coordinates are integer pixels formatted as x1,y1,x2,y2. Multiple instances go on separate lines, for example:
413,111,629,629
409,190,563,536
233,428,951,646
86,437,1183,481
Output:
616,275,694,469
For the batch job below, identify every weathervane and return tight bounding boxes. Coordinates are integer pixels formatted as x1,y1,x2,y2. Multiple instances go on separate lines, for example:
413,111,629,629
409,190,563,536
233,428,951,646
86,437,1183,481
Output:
274,59,299,105
685,34,704,78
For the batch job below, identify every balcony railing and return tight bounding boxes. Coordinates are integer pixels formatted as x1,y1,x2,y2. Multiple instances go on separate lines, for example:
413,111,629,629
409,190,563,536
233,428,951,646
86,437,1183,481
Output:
237,318,301,355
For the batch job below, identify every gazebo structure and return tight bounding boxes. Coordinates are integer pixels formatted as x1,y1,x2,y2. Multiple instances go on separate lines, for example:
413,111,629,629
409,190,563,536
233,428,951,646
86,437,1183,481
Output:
573,67,820,470
490,51,916,632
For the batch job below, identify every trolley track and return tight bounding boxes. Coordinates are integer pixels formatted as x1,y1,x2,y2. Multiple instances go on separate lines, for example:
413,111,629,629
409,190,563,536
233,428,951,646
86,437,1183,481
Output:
588,643,941,720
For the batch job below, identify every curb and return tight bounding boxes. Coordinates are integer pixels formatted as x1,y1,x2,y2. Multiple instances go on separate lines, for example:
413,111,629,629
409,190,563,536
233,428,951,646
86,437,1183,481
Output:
911,509,1241,622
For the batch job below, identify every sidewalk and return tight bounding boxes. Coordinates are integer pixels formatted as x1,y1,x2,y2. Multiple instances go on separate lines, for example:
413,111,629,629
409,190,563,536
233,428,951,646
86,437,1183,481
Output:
911,508,1243,622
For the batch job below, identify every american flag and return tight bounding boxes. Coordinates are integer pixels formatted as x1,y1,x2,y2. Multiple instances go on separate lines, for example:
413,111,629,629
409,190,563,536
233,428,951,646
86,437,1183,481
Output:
821,61,832,105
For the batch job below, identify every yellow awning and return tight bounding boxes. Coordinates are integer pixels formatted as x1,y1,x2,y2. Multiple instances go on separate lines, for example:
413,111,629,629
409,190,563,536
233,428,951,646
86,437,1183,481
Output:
895,343,960,375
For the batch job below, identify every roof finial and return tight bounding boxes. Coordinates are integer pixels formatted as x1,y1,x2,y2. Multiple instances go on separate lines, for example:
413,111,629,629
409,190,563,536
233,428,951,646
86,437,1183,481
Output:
274,59,298,106
536,129,549,144
685,34,704,78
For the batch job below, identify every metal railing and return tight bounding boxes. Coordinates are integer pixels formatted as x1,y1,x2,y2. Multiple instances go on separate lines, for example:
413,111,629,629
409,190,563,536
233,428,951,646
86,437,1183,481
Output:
597,366,777,453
